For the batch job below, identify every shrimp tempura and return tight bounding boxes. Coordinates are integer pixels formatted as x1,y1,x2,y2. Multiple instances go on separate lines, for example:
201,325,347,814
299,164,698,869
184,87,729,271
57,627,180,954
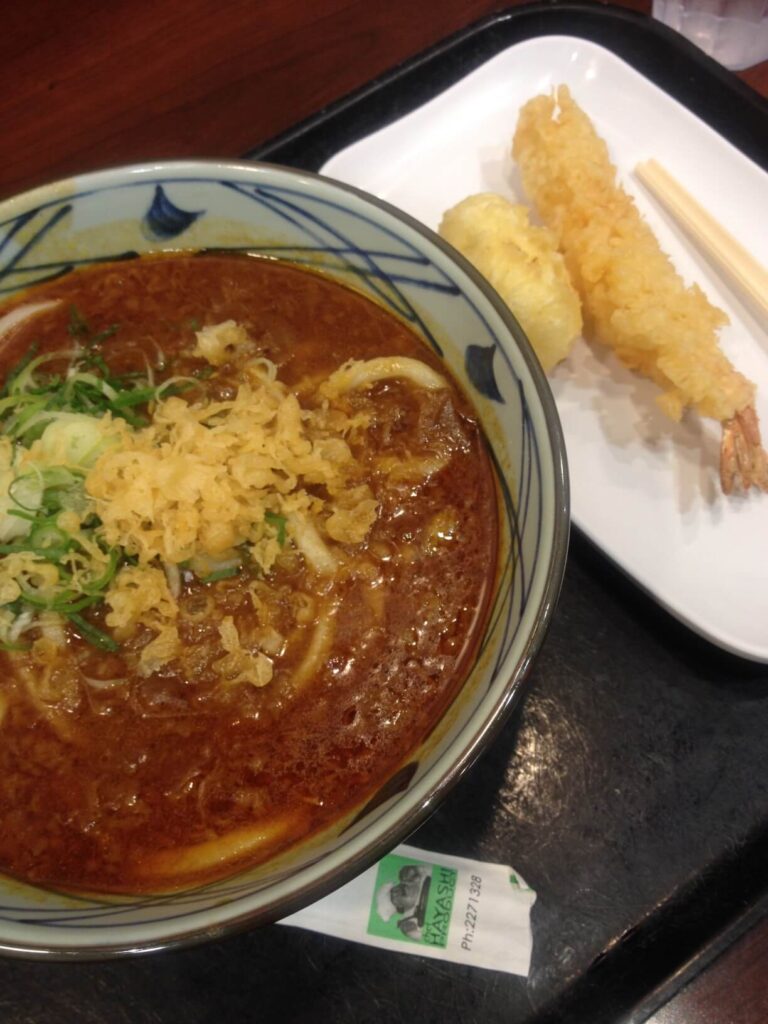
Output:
512,85,768,494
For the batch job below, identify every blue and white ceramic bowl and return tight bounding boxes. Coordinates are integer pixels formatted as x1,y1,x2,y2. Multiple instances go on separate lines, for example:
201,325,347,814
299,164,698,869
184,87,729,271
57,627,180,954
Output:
0,161,568,958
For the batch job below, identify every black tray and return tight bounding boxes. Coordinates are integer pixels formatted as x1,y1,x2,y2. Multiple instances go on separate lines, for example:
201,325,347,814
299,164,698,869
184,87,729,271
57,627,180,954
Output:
246,11,768,1018
4,5,768,1024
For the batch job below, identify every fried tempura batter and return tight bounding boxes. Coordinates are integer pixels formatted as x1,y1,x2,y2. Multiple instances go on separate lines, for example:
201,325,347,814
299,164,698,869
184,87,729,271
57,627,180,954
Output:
512,85,768,494
439,193,582,372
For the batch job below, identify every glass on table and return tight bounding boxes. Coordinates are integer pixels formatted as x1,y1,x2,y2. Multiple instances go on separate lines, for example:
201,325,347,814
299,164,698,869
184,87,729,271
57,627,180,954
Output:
652,0,768,69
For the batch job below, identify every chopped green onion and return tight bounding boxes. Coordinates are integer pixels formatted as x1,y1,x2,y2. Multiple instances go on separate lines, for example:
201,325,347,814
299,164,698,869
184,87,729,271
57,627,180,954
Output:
265,511,287,546
9,349,75,396
31,521,73,556
66,612,119,652
0,640,32,652
8,471,44,512
6,509,36,522
0,543,35,555
89,324,119,345
77,351,111,376
0,343,39,398
79,548,120,594
110,386,162,408
67,305,119,348
67,304,90,339
200,566,240,584
0,311,207,654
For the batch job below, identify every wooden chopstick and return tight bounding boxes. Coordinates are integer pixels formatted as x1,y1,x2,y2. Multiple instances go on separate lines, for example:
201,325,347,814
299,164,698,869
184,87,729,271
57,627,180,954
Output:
635,158,768,324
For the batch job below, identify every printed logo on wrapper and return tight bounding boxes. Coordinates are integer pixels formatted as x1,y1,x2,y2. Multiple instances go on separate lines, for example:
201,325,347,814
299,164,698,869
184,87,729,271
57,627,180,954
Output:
280,843,535,976
367,853,457,947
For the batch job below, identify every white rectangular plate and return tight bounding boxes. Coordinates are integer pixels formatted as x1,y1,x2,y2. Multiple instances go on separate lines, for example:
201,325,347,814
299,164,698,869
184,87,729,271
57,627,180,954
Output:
321,35,768,662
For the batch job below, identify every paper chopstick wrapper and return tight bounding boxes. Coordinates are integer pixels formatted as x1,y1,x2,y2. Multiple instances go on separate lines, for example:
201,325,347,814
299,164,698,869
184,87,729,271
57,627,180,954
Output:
280,843,535,976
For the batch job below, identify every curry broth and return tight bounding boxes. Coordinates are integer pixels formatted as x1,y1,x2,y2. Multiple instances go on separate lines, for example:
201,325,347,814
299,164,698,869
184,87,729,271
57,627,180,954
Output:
0,255,498,892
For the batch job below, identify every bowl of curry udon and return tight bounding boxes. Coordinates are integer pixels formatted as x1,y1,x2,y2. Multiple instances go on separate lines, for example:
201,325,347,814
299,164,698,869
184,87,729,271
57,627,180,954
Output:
0,160,567,957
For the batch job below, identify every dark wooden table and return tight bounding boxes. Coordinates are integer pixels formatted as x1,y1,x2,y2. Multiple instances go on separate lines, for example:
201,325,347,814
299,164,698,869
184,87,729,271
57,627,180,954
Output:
1,2,767,1022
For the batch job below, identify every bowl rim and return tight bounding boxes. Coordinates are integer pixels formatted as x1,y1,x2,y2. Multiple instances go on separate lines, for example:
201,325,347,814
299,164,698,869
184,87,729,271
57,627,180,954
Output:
0,158,570,959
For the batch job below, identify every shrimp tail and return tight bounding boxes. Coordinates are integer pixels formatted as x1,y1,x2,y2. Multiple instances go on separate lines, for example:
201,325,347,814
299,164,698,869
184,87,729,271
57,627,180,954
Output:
720,405,768,494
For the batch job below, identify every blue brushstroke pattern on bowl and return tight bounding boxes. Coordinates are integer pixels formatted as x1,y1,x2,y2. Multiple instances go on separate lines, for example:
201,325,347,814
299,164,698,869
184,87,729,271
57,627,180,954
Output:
0,161,568,958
